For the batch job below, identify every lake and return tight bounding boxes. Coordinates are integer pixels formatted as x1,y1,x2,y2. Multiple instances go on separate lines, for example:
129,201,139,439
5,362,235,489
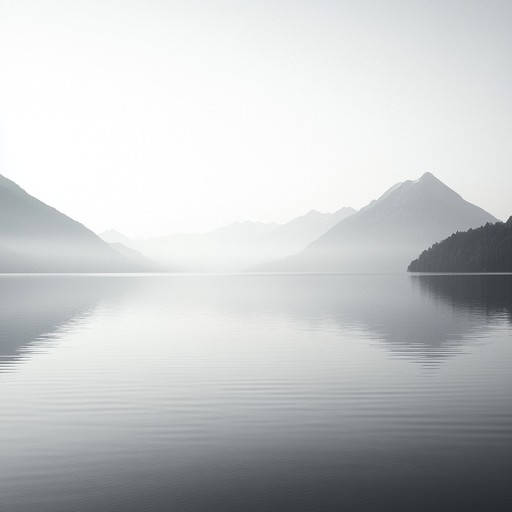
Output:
0,273,511,511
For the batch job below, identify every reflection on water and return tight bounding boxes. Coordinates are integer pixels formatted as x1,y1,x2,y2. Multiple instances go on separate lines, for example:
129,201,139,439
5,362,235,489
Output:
2,274,511,370
0,276,134,370
416,273,512,320
0,274,511,512
371,274,512,362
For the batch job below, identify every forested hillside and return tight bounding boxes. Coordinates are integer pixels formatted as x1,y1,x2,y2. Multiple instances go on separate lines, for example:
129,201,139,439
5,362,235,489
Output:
408,217,512,272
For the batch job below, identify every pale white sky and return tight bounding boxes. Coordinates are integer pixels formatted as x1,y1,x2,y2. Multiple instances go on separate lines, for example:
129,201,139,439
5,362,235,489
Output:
0,0,511,238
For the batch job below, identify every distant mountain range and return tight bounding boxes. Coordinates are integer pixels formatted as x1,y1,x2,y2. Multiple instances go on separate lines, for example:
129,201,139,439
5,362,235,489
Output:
260,207,356,259
0,174,153,272
255,172,499,273
100,207,356,272
408,217,512,272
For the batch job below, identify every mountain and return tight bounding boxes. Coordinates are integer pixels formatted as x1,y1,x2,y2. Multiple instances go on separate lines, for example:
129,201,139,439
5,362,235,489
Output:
256,172,499,273
258,207,356,261
0,174,147,272
130,221,280,272
108,242,161,272
123,209,356,272
408,217,512,272
99,229,135,246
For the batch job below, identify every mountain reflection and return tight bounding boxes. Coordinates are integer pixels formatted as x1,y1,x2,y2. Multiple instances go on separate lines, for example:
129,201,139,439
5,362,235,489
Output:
171,274,508,364
1,274,509,372
129,274,509,364
358,274,512,363
314,274,511,364
292,274,507,364
415,274,512,321
0,276,108,371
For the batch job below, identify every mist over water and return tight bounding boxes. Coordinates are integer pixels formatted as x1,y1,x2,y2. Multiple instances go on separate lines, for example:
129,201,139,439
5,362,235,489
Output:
0,274,511,511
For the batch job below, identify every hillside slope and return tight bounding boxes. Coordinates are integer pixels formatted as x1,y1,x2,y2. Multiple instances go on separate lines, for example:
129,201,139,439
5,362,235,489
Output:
0,174,145,272
408,217,512,272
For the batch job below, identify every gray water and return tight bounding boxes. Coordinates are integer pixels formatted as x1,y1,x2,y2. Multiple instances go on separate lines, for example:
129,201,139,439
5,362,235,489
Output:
0,274,511,512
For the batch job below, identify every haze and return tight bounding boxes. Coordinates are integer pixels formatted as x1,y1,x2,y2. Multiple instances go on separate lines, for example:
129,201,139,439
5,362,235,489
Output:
1,0,511,238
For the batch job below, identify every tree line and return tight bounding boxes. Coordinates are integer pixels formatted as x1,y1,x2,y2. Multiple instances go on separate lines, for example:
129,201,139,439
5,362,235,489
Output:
408,217,512,272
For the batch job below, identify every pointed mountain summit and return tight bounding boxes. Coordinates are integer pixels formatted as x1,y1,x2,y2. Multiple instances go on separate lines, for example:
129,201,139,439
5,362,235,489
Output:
256,172,499,272
0,173,148,272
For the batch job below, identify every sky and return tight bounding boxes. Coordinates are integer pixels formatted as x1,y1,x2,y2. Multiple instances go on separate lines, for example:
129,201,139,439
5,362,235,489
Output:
0,0,511,238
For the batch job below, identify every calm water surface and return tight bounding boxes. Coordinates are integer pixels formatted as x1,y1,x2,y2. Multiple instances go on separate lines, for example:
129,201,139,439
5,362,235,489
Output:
0,274,511,511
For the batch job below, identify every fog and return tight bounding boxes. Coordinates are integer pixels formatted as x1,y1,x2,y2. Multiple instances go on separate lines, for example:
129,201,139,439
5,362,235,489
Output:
1,0,511,237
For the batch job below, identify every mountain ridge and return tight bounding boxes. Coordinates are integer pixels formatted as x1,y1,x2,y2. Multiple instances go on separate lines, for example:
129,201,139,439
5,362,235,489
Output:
2,171,500,274
255,172,499,273
102,207,356,272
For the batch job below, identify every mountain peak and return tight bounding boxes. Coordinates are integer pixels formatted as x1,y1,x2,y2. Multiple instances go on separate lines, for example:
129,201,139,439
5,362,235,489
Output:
414,171,446,188
305,209,323,217
407,172,464,202
257,172,499,273
418,171,436,181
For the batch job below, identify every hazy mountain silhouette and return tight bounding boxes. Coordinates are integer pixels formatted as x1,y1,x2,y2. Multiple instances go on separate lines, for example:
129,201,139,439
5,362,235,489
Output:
109,242,162,272
128,221,279,272
99,230,159,269
256,172,499,272
100,229,135,246
257,207,356,262
0,174,149,272
104,208,355,272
